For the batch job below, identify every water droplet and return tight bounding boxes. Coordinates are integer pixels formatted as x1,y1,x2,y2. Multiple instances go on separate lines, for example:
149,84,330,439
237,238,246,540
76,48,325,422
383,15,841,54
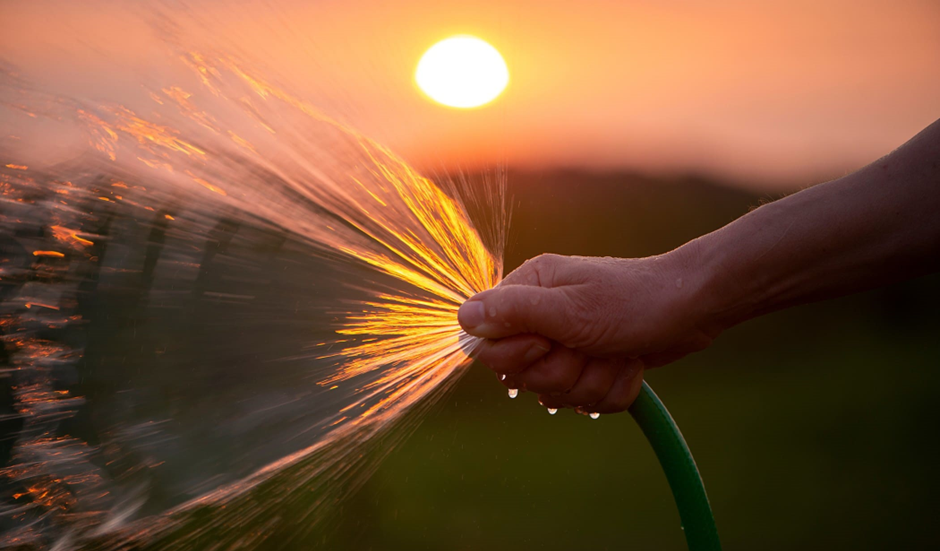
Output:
589,412,600,419
488,306,497,317
508,388,518,399
500,374,506,381
547,408,558,415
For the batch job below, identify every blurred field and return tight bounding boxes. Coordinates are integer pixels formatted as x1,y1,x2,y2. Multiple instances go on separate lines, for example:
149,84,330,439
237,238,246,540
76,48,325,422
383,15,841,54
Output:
2,169,937,549
333,171,940,550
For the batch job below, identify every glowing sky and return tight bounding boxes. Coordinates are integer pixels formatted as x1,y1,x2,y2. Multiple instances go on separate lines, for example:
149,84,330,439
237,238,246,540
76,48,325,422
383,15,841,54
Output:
2,0,939,189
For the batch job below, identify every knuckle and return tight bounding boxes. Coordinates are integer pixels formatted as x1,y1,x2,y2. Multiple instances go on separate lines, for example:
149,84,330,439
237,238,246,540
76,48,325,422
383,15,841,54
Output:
553,367,581,392
506,264,539,286
597,366,642,413
474,340,523,374
527,253,562,286
481,354,512,373
597,392,632,413
530,360,579,393
584,383,610,405
534,252,563,264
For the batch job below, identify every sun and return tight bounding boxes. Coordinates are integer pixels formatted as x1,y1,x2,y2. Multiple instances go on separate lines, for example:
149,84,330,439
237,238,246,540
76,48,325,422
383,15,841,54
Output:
415,36,509,109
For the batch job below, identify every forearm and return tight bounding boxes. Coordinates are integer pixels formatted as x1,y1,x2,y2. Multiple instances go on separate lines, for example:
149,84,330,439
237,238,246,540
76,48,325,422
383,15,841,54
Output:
686,118,940,330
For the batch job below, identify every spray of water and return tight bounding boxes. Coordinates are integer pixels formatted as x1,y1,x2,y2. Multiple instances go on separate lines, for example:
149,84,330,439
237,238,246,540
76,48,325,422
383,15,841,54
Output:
0,8,506,549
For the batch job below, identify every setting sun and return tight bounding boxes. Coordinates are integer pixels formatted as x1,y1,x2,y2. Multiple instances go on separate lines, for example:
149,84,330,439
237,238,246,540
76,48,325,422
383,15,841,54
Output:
415,35,509,109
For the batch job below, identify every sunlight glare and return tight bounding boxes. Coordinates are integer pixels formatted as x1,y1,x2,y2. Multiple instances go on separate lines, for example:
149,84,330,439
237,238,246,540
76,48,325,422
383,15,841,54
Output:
415,36,509,109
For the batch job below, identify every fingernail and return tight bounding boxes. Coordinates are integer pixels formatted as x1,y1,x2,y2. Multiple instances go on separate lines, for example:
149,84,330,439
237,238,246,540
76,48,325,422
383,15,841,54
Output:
523,343,551,363
458,301,486,328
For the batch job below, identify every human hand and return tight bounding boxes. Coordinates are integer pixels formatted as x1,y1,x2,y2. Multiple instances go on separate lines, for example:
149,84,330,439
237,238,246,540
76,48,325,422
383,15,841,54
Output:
457,251,717,413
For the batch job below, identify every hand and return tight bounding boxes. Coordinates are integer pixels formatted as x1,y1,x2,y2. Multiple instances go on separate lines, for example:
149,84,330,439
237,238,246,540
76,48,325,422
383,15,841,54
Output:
457,251,718,413
459,119,940,413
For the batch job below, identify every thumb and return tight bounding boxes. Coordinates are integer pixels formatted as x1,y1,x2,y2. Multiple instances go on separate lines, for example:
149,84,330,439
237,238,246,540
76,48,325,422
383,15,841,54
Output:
457,284,572,340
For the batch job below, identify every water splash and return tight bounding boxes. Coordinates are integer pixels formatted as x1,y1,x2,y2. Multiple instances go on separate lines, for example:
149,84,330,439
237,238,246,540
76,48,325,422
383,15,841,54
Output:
0,8,506,549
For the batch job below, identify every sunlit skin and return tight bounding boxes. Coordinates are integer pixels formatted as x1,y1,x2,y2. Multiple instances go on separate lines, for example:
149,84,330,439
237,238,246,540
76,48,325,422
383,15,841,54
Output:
459,118,940,414
415,36,509,109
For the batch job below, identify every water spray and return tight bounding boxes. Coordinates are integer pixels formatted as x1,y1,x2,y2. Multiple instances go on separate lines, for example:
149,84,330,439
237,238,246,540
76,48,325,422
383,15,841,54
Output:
1,11,723,546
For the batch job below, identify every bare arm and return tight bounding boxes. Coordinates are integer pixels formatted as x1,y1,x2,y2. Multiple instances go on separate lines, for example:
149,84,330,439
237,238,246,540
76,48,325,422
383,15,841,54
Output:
458,118,940,413
691,117,940,331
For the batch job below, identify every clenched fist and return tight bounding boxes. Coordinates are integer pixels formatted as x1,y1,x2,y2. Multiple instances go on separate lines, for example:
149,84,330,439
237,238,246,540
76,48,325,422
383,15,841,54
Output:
459,118,940,415
458,250,719,413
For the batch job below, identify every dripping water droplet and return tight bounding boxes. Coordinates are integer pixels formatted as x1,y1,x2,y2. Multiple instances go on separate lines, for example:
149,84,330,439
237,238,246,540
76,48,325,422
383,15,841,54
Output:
547,408,558,415
589,412,600,419
507,388,518,399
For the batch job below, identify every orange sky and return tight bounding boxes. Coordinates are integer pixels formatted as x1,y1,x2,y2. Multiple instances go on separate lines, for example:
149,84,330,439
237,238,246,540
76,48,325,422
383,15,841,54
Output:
2,0,939,189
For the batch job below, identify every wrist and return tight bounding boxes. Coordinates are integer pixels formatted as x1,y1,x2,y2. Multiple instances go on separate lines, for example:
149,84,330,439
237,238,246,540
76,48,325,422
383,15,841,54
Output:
670,226,758,335
656,238,721,339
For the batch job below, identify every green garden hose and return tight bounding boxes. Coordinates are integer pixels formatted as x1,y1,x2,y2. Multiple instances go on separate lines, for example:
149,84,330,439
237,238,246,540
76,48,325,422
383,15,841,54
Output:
628,382,722,551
